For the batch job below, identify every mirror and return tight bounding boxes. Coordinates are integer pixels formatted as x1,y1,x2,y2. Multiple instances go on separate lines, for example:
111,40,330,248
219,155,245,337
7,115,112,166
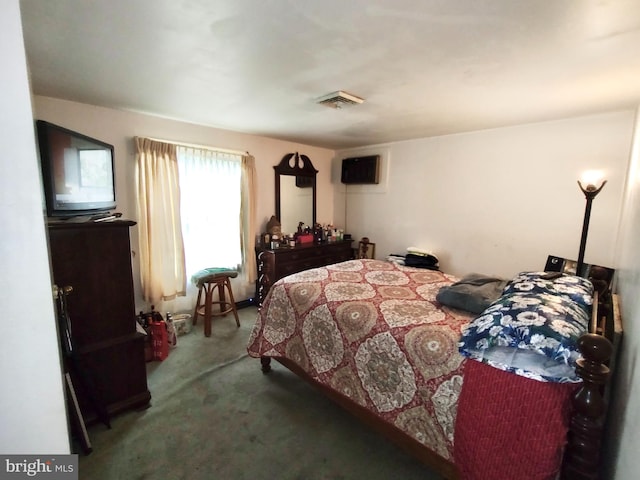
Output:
275,152,317,235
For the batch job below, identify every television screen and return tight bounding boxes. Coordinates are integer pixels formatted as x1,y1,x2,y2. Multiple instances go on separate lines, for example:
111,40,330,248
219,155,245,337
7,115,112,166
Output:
36,120,116,217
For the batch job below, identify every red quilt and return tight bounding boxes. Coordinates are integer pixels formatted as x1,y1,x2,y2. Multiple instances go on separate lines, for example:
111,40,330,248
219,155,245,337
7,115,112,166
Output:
248,259,474,460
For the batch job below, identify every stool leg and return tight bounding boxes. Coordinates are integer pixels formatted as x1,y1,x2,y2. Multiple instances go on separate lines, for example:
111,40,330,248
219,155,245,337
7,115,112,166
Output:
204,282,213,337
224,278,240,328
218,280,227,316
193,285,203,325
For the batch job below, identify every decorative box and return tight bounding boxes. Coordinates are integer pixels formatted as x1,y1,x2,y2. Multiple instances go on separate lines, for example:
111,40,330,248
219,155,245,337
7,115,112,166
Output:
297,233,314,244
172,313,192,336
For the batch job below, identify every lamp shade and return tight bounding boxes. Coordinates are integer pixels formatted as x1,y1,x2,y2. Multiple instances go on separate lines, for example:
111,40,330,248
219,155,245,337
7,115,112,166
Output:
579,170,605,191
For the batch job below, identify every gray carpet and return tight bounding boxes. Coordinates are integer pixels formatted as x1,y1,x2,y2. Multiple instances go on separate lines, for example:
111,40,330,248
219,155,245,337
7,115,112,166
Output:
78,307,444,480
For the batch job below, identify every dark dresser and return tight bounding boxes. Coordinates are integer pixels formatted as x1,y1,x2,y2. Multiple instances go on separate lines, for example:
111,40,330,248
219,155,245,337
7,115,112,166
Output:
256,240,353,305
48,219,151,423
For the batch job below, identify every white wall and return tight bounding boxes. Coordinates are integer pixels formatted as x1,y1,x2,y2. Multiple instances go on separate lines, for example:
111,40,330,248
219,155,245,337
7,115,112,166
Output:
605,107,640,479
33,97,336,309
0,0,69,453
336,111,634,278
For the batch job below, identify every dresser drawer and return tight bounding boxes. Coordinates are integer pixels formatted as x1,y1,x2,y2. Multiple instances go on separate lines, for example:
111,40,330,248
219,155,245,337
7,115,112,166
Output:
256,241,353,305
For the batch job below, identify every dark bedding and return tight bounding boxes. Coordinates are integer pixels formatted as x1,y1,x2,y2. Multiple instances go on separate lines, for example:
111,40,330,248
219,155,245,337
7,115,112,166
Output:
435,273,507,314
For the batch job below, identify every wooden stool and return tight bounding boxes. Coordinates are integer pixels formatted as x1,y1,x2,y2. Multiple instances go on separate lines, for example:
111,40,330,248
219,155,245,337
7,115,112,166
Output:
191,268,240,337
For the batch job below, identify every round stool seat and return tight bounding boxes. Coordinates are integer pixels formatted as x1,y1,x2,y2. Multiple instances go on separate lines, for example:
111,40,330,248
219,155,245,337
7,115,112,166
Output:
191,268,238,287
191,268,240,337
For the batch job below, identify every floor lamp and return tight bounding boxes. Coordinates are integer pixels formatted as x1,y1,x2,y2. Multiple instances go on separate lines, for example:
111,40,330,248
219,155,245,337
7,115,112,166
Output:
576,172,606,277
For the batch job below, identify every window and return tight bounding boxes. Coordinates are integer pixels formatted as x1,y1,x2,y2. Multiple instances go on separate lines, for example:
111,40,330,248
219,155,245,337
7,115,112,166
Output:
135,136,256,306
177,146,242,280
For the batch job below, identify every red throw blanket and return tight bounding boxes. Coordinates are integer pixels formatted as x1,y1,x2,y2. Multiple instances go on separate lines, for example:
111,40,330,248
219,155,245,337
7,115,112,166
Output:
454,360,577,479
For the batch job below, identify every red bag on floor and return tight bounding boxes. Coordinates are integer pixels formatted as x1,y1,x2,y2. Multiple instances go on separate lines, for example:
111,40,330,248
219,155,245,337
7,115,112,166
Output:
151,320,169,361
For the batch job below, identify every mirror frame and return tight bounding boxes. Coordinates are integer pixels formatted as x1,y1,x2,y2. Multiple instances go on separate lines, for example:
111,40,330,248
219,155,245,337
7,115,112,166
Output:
275,152,317,231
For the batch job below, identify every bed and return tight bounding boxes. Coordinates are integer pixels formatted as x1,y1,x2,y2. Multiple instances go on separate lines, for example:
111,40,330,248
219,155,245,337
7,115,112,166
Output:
247,259,619,479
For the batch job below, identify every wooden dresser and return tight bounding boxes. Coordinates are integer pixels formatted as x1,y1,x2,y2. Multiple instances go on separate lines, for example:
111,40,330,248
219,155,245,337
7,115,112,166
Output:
48,220,151,424
256,240,353,305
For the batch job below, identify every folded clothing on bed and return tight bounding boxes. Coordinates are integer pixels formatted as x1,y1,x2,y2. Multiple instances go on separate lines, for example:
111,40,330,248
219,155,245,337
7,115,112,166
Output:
404,253,439,270
386,253,406,265
458,271,593,383
436,273,507,314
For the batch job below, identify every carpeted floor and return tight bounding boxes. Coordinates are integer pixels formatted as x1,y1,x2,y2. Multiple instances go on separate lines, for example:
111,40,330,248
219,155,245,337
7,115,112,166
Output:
78,307,444,480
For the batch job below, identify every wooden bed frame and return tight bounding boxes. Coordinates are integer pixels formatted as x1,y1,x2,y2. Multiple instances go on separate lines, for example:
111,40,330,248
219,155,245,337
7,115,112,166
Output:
259,293,622,480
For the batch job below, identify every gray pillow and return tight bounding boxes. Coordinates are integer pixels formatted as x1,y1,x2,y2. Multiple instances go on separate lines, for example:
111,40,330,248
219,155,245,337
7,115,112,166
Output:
436,273,507,314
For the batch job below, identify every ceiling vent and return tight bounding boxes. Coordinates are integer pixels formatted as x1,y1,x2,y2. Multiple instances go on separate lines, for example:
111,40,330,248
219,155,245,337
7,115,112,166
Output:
316,90,365,109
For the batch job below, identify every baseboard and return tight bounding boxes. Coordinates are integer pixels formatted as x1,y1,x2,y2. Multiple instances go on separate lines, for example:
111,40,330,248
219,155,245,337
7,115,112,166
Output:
236,298,257,309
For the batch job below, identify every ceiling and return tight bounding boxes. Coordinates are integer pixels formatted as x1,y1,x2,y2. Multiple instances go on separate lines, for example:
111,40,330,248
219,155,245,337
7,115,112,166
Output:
19,0,640,150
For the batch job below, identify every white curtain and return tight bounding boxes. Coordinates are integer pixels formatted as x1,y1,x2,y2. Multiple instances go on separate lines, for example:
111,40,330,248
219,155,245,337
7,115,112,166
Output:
240,154,257,295
135,138,186,303
177,146,243,279
136,140,255,314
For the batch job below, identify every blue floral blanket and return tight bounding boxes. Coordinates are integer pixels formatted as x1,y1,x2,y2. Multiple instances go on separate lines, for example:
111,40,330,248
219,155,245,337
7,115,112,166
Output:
458,271,593,383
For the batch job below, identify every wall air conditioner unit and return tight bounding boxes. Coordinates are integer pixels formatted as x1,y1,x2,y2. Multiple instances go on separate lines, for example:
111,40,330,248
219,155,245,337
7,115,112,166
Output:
341,155,380,184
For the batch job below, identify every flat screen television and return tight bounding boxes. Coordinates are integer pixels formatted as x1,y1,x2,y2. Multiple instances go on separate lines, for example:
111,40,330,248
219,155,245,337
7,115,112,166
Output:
36,120,116,217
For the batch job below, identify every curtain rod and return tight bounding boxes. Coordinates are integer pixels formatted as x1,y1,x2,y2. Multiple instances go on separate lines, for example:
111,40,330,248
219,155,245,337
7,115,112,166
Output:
143,136,249,156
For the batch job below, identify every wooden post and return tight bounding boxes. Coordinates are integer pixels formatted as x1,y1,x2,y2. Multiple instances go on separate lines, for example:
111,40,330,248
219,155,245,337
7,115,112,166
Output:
562,333,612,479
260,356,272,374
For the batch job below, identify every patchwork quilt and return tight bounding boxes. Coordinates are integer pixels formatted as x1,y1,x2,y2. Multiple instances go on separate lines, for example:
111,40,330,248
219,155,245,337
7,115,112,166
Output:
247,259,474,460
